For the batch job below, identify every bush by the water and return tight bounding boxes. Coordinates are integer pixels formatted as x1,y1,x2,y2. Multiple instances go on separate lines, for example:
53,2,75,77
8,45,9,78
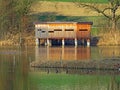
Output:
0,31,35,46
97,30,120,46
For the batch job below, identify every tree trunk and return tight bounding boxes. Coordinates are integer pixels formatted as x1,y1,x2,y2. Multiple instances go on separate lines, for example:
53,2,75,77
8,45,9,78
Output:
111,19,117,31
111,8,117,31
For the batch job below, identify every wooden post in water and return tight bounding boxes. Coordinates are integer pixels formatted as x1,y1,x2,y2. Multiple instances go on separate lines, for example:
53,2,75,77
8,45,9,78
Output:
75,38,77,47
47,38,50,46
62,38,65,46
47,38,52,46
87,39,90,47
35,38,39,46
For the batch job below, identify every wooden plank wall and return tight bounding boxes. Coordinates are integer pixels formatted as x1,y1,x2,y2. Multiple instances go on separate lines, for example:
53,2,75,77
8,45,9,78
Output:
35,24,48,38
35,22,92,39
76,24,91,39
48,23,76,39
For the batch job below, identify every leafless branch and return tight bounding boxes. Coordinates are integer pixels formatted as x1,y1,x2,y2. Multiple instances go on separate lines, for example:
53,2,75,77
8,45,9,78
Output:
102,7,112,12
74,2,112,20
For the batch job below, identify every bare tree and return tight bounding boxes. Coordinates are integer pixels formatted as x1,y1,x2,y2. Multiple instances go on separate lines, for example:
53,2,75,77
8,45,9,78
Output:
0,0,34,32
74,0,120,30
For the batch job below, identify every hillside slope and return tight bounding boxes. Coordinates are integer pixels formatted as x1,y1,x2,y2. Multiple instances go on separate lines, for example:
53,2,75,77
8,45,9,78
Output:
31,1,100,16
31,1,120,16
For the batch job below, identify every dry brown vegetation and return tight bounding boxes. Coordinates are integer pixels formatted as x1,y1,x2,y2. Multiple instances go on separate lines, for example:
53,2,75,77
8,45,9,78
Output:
0,31,35,46
97,30,120,46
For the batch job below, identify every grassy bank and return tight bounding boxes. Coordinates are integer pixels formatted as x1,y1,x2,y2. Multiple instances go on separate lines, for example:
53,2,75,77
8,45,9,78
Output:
29,72,120,90
31,1,102,16
40,0,108,3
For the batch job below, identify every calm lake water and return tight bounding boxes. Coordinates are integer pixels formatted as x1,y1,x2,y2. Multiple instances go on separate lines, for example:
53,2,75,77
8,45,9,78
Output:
0,46,120,90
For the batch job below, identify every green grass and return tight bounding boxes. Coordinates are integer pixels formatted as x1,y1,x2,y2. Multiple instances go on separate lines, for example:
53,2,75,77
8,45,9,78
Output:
42,0,108,3
33,15,107,25
29,72,120,90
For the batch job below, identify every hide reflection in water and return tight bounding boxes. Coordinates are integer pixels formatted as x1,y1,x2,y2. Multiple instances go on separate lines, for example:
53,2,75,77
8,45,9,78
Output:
33,46,120,75
33,45,120,90
35,46,91,61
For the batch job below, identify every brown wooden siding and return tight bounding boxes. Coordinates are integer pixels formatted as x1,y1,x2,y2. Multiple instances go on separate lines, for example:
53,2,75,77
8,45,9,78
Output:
48,24,63,39
48,23,76,39
76,24,91,39
35,22,92,39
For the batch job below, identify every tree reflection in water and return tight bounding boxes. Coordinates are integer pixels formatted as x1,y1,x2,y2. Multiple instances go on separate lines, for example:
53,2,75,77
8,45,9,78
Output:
0,47,33,90
108,75,120,90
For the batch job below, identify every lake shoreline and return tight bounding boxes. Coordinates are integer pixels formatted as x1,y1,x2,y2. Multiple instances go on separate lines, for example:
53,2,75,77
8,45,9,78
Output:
0,31,120,46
